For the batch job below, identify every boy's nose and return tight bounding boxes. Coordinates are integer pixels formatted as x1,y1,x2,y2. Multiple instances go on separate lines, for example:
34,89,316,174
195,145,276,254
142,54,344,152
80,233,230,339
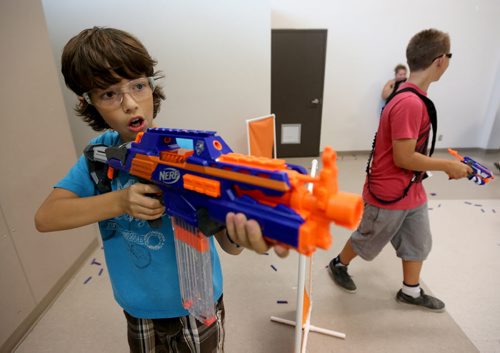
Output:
121,92,138,112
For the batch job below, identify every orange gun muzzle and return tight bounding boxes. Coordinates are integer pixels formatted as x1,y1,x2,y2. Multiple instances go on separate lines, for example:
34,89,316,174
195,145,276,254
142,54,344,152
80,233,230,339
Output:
293,147,363,255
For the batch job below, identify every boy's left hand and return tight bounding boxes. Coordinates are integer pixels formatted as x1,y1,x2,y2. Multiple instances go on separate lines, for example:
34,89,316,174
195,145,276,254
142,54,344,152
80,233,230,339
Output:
225,212,289,258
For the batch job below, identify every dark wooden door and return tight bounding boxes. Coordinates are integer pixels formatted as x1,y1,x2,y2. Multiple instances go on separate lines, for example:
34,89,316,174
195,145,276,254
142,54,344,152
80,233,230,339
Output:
271,29,327,158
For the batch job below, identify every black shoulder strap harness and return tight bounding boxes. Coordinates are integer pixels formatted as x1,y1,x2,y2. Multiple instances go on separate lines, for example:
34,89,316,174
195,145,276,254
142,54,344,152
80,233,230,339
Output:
84,144,112,194
367,87,437,204
390,79,406,100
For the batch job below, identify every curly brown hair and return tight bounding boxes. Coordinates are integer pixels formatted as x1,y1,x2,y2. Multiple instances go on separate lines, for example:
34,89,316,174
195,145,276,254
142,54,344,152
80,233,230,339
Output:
406,29,450,72
61,27,165,131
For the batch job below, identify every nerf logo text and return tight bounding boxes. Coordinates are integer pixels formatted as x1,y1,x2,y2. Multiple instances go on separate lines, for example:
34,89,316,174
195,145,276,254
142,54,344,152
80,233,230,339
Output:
159,168,181,184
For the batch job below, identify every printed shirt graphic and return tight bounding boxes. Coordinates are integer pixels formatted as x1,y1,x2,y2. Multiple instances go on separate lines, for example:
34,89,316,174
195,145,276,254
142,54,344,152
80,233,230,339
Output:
363,82,430,210
55,131,223,319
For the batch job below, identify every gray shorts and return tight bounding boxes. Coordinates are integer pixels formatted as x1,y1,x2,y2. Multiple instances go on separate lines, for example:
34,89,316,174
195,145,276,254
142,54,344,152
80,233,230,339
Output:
351,202,432,261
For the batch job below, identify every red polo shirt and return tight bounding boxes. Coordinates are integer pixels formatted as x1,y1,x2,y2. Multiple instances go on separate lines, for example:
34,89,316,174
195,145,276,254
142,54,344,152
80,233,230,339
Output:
363,82,431,210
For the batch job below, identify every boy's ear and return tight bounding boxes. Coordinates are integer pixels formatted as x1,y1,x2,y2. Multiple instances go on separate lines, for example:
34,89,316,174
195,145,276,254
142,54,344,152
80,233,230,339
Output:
435,56,445,68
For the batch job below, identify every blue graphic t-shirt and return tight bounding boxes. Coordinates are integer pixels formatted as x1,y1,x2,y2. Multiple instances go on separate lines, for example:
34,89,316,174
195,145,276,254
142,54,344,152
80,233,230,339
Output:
55,131,223,319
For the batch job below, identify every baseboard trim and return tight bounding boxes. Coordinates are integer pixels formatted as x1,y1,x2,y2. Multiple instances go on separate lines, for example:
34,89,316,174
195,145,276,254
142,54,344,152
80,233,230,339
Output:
1,236,99,353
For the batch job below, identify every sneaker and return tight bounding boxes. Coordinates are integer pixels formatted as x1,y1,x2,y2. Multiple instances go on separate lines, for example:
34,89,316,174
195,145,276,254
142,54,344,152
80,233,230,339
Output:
396,288,445,312
494,162,500,174
328,259,357,293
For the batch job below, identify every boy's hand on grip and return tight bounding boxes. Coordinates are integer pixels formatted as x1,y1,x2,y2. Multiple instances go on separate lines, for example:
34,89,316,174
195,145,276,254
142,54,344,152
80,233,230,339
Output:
446,160,473,180
120,182,165,220
226,212,289,258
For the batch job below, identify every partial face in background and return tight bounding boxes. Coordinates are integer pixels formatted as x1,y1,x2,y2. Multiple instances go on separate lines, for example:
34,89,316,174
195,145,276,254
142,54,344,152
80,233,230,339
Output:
395,69,407,82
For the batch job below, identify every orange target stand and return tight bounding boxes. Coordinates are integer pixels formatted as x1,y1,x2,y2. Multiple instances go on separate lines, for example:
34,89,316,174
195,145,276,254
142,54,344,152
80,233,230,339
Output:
246,114,346,352
270,159,346,353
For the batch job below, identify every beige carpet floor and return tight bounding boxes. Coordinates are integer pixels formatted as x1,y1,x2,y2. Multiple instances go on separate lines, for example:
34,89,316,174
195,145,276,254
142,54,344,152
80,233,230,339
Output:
14,149,500,353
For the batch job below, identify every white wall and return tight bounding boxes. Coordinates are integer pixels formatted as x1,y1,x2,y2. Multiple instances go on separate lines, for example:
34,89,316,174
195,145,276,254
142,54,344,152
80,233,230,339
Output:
42,0,271,155
480,52,500,149
271,0,500,151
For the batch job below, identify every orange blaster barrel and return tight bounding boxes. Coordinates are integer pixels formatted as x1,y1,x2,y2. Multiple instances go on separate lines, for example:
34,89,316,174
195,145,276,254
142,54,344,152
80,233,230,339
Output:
285,147,363,255
228,146,364,255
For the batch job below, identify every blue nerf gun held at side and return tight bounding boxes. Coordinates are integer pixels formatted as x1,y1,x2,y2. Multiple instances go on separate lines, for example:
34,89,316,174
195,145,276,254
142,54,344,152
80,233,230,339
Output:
448,148,495,185
85,127,363,324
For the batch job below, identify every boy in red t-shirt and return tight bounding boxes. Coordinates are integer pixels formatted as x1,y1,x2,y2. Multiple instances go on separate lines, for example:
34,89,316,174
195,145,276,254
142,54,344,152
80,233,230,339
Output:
328,29,472,311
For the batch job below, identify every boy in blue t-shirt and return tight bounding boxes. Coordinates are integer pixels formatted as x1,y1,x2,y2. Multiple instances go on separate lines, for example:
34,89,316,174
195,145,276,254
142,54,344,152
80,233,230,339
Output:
35,27,287,353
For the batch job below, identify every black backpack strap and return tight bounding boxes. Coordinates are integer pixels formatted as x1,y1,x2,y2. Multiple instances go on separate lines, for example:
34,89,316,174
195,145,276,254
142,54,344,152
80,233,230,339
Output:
386,78,407,103
367,87,437,204
389,87,437,156
365,132,416,204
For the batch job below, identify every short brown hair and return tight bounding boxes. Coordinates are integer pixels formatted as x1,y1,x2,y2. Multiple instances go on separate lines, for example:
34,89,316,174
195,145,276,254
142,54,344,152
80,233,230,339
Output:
61,27,165,131
394,64,407,74
406,29,450,72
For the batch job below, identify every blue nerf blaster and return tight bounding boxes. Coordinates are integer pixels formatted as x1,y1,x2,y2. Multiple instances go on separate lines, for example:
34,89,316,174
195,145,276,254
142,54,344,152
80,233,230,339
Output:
86,127,363,324
448,148,495,185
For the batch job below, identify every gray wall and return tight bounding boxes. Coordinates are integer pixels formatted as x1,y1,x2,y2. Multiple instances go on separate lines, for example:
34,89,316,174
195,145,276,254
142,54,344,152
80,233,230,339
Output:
0,0,98,350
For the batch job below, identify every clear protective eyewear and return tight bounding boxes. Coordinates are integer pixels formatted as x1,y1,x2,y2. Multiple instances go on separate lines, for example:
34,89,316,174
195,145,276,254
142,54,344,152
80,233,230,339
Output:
82,77,156,109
